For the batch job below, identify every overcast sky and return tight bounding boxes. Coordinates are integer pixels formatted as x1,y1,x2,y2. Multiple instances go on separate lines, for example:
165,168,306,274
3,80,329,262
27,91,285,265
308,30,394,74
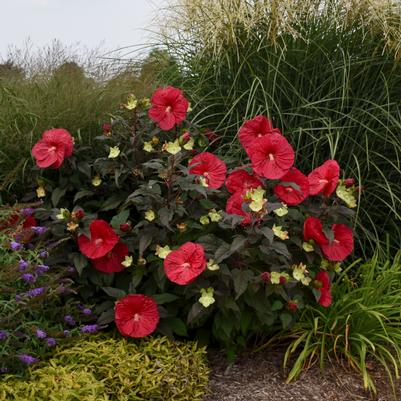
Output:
0,0,165,59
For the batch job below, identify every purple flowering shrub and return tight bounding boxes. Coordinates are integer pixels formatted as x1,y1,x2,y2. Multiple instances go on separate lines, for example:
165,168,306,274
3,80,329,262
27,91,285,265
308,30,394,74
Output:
0,205,98,375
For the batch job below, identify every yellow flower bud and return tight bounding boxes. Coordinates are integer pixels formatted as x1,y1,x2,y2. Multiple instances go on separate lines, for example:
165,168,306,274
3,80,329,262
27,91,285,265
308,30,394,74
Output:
155,245,171,259
108,146,120,159
145,210,156,222
92,176,102,187
199,288,215,308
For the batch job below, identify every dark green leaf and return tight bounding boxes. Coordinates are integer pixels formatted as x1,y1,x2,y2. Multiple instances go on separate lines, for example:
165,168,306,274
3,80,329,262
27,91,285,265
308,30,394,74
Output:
72,253,87,275
232,269,254,299
102,286,127,298
74,190,94,203
97,309,115,326
52,187,67,207
153,293,179,304
110,210,130,229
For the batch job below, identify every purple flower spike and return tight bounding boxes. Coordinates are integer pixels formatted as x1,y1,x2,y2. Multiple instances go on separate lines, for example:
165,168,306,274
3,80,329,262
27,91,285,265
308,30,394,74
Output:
0,367,8,374
82,308,92,316
20,273,36,283
15,294,23,301
10,241,22,251
63,330,70,337
36,329,47,339
64,315,76,326
18,260,29,271
36,264,50,275
81,324,98,334
26,287,46,298
0,331,8,341
67,266,76,273
32,226,48,235
18,354,39,365
39,251,48,259
46,338,57,347
21,208,35,216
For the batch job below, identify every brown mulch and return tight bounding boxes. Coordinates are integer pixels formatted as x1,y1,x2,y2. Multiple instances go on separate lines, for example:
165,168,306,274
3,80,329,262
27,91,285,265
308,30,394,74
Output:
204,347,399,401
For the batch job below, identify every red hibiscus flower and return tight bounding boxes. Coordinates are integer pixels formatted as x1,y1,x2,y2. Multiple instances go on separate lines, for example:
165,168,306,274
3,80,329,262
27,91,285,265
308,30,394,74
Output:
226,191,252,225
247,133,295,179
189,152,227,189
274,167,309,206
92,242,129,273
78,220,119,259
164,242,206,285
308,160,340,197
115,294,159,338
225,169,263,194
320,224,354,261
148,86,189,131
238,115,281,151
315,271,332,307
303,216,329,245
32,128,73,169
22,216,37,229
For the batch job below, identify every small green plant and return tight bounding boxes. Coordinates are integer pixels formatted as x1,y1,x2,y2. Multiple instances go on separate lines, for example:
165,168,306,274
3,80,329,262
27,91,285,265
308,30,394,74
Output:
0,335,209,401
264,252,401,395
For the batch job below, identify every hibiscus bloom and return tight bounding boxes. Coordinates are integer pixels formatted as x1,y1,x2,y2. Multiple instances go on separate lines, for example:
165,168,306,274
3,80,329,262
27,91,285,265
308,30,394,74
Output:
226,191,252,225
189,152,227,189
274,167,309,206
78,220,119,259
238,115,281,151
148,86,189,131
320,224,354,261
308,160,340,197
23,216,37,229
32,128,74,169
115,294,159,338
303,216,328,245
225,169,263,194
315,271,332,307
247,133,295,179
92,242,129,273
164,242,206,285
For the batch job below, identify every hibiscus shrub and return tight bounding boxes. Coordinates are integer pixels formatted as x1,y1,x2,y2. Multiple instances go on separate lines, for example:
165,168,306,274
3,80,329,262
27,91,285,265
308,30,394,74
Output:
25,86,358,354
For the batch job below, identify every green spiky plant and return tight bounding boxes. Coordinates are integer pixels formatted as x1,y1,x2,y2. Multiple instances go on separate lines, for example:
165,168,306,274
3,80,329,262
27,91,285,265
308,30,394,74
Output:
158,0,401,257
257,252,401,395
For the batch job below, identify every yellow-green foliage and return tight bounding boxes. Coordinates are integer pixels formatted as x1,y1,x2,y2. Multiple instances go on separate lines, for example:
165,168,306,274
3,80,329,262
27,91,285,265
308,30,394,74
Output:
0,335,210,401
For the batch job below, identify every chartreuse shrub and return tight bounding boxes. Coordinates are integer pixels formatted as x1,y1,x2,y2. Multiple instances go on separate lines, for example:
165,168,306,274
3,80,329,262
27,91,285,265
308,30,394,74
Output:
0,335,209,401
24,86,357,358
264,252,401,395
0,204,97,375
159,0,401,256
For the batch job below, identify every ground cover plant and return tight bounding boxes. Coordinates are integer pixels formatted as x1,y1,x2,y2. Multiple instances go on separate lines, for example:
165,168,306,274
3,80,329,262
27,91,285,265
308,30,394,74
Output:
0,205,97,375
0,335,209,401
158,0,401,257
22,85,357,359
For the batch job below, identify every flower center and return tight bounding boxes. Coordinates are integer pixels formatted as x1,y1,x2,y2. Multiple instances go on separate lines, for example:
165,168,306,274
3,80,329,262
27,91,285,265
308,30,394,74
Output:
257,133,263,137
133,313,141,322
48,146,56,153
95,238,103,246
334,239,340,245
286,187,293,192
319,179,329,185
181,262,191,269
165,105,172,113
268,153,275,161
203,172,209,177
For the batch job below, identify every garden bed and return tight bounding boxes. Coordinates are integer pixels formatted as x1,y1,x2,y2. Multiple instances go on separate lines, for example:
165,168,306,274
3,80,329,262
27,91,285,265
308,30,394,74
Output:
205,347,399,401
